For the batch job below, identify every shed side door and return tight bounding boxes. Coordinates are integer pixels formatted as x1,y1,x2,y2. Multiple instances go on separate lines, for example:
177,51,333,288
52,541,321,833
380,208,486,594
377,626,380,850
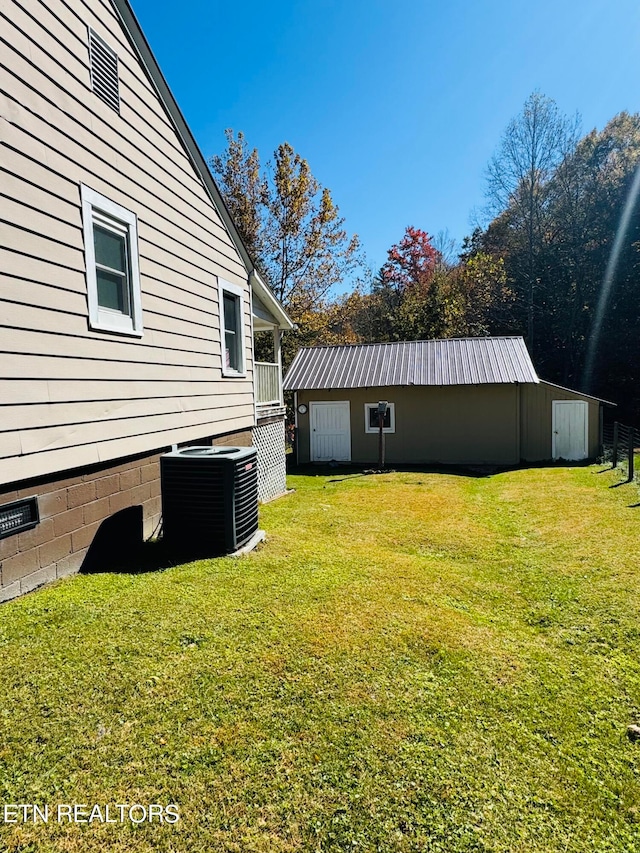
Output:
552,400,588,460
310,402,351,462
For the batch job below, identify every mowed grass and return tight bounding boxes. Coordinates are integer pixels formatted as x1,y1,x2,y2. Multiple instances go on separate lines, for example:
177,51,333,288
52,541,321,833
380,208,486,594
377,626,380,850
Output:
1,466,639,852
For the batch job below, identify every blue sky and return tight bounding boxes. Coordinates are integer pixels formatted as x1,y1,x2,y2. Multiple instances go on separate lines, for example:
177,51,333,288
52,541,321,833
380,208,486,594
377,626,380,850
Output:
131,0,640,281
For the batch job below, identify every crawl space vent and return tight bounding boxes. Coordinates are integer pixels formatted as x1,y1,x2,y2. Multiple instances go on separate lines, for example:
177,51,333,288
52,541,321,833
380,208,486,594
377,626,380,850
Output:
0,497,39,540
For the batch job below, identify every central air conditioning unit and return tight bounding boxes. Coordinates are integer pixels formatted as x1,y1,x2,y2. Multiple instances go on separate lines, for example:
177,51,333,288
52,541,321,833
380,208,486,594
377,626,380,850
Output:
160,446,259,559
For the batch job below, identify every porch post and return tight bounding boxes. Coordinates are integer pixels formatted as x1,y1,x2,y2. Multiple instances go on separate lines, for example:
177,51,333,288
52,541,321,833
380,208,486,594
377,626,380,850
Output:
273,326,283,404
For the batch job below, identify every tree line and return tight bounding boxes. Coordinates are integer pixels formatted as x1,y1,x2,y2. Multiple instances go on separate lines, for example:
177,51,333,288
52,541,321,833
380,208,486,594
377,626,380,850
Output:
211,94,640,420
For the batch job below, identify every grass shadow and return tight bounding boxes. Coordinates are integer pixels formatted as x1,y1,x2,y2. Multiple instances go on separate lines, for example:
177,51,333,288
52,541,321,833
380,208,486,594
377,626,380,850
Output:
289,459,596,481
290,462,501,480
96,539,181,575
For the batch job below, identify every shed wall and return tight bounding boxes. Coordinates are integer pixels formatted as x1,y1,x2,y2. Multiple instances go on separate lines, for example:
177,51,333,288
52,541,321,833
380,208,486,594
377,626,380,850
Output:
1,0,255,487
297,385,520,465
520,383,600,460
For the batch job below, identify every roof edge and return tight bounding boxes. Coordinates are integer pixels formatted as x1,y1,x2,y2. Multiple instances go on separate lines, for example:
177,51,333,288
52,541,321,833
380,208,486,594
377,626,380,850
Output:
250,271,294,330
292,335,527,352
539,380,617,406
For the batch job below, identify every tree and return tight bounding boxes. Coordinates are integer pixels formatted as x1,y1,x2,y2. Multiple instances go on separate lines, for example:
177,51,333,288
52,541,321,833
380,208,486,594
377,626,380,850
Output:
368,226,444,341
551,113,640,397
211,132,361,319
360,227,511,343
210,130,266,261
379,225,438,293
432,228,459,270
478,107,640,418
441,253,514,337
485,92,579,352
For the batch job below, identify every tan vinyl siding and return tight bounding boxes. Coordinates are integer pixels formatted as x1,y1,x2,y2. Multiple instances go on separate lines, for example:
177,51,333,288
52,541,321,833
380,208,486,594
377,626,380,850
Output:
3,393,253,432
520,382,601,460
0,94,241,277
18,406,256,456
1,352,221,381
4,4,224,223
1,0,256,488
2,115,235,270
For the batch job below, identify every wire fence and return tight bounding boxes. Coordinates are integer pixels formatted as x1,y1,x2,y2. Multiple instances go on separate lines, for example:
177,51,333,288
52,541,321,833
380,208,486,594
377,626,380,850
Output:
602,421,640,483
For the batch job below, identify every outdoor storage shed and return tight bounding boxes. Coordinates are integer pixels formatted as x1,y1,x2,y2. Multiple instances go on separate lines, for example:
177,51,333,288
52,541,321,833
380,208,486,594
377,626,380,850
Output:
284,338,612,466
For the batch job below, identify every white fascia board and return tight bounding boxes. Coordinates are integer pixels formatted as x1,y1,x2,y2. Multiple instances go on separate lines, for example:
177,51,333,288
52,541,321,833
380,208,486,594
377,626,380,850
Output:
249,270,294,330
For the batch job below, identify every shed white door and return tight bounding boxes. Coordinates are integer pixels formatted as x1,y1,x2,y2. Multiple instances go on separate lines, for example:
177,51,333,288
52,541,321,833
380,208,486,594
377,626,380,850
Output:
552,400,588,460
310,402,351,462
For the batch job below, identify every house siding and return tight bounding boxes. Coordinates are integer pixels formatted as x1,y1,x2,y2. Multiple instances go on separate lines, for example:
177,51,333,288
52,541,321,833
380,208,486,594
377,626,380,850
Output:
1,0,255,488
296,385,520,465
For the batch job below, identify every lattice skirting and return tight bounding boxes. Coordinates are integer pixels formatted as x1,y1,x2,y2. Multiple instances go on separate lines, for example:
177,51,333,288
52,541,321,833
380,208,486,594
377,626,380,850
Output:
252,419,287,502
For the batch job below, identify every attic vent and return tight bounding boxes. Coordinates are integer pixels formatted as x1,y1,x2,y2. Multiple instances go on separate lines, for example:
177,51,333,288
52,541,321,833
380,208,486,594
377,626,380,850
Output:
88,28,120,113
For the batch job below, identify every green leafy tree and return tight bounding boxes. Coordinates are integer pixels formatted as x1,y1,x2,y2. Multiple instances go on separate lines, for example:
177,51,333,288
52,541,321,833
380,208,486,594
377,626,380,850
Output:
442,253,514,337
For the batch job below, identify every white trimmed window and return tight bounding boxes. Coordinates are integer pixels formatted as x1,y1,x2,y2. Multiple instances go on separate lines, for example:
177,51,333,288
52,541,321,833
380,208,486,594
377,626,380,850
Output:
218,278,246,376
364,402,396,434
81,185,143,336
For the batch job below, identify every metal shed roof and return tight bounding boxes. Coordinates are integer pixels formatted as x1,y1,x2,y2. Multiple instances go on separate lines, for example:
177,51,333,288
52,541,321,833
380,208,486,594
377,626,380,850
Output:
283,337,540,390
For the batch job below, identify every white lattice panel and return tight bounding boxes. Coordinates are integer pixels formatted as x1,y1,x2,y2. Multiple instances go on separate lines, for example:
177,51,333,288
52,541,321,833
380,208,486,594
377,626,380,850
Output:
253,419,287,501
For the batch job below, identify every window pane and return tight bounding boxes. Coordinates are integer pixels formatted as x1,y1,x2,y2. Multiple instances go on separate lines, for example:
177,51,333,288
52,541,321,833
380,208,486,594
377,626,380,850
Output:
223,293,237,331
225,330,239,371
223,292,241,371
94,224,126,273
97,269,127,313
369,407,391,429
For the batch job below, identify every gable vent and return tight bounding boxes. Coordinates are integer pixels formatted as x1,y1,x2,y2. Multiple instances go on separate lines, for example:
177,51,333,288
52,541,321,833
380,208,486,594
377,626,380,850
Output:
88,28,120,113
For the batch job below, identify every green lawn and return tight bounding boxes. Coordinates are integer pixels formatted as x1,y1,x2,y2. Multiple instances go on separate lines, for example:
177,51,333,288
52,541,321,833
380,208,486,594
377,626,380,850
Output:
1,465,639,852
